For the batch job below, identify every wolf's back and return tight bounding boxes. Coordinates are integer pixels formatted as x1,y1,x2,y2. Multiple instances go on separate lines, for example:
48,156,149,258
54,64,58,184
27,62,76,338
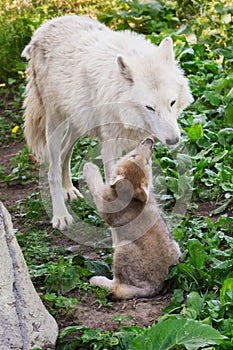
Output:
22,15,110,159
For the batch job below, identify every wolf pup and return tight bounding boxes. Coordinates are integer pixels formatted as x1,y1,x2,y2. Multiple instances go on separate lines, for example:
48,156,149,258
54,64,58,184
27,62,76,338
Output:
22,15,193,230
83,137,181,300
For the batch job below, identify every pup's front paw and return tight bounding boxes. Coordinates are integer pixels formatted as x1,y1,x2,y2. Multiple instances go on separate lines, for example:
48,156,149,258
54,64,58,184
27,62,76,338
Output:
83,162,99,180
52,213,73,230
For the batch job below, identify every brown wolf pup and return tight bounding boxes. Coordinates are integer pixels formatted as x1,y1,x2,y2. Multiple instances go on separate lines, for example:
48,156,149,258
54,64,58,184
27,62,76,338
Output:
83,137,180,300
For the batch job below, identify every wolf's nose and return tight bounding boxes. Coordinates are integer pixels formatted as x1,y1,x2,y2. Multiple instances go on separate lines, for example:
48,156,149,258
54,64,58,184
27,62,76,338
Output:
166,137,179,145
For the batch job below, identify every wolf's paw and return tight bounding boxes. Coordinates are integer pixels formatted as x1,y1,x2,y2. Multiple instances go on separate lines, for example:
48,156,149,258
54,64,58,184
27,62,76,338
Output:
63,186,83,201
52,213,73,230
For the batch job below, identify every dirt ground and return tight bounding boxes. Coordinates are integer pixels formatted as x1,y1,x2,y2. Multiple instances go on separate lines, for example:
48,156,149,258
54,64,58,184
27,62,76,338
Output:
0,140,174,331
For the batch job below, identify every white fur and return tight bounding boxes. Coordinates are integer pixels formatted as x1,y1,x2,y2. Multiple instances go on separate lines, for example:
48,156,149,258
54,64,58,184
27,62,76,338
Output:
22,15,193,229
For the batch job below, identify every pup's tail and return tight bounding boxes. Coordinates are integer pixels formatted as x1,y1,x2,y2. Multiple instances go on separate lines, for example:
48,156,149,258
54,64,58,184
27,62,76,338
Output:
107,283,156,301
22,44,47,160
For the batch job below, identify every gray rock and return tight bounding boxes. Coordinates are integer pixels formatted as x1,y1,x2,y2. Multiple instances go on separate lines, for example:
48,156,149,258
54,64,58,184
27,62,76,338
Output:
0,202,58,349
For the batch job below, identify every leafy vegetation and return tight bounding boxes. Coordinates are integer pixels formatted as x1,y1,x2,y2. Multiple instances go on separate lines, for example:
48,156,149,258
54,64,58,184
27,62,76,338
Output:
0,0,232,349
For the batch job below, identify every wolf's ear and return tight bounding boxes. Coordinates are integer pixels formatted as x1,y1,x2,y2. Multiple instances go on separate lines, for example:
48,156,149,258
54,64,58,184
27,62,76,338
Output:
158,37,174,63
176,82,194,114
133,185,149,203
110,174,125,187
116,55,134,83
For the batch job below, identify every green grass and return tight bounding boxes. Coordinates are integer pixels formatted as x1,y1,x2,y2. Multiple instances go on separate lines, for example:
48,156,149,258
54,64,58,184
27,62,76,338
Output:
0,0,233,349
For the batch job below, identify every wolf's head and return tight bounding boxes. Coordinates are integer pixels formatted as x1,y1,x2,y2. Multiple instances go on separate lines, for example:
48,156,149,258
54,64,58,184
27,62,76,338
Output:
116,37,193,146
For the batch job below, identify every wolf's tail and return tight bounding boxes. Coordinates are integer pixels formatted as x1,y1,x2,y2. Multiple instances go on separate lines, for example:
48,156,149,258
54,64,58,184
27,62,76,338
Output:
22,44,47,160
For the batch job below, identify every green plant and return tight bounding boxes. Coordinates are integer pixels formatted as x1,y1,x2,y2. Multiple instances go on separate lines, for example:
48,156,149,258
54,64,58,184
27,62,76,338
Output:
1,0,233,349
130,318,227,350
57,326,119,350
43,292,79,317
3,146,37,185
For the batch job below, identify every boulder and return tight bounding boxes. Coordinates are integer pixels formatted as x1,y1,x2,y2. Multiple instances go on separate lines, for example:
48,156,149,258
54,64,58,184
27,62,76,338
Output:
0,202,58,349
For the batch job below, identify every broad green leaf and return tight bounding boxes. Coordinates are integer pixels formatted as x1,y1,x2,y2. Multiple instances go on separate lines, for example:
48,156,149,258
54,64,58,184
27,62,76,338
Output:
220,278,233,304
226,87,233,99
211,198,233,215
171,289,184,304
204,91,222,106
187,239,207,270
221,183,233,192
129,319,226,350
192,144,216,159
58,325,90,340
215,47,233,59
187,291,204,317
213,259,233,271
178,264,198,284
225,104,233,124
188,124,204,140
212,150,228,163
217,128,233,146
86,260,112,278
181,307,198,319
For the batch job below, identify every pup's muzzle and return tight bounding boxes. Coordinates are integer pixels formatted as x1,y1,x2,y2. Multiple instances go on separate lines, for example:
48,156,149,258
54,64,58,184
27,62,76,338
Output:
141,135,155,147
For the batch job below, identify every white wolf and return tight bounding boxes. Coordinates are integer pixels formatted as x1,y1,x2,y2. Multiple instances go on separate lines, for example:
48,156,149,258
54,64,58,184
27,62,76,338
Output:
22,15,193,230
83,137,181,300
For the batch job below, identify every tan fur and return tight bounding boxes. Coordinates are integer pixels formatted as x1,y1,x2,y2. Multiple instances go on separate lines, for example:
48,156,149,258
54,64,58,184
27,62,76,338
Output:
83,138,181,300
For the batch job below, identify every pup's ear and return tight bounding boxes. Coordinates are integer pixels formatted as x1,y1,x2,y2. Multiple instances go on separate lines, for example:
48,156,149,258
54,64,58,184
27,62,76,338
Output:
158,37,174,63
116,55,134,83
110,174,125,187
133,185,149,203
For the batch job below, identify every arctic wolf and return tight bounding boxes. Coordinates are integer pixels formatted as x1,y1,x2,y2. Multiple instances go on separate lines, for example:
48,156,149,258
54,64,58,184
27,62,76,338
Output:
22,15,193,230
83,136,181,300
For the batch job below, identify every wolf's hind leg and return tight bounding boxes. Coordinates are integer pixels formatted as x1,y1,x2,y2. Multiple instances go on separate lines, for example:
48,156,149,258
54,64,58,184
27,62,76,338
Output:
46,117,73,229
61,143,83,201
60,125,83,201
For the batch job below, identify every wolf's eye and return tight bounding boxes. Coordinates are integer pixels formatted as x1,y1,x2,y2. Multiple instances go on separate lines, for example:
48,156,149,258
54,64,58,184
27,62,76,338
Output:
145,105,155,112
170,100,176,107
131,154,136,159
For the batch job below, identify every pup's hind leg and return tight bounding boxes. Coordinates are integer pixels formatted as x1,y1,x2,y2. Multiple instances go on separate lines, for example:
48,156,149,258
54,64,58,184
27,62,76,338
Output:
46,116,73,229
90,276,155,301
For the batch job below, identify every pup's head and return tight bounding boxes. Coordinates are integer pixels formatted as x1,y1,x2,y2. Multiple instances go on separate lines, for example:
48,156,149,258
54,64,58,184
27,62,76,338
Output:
109,136,154,204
